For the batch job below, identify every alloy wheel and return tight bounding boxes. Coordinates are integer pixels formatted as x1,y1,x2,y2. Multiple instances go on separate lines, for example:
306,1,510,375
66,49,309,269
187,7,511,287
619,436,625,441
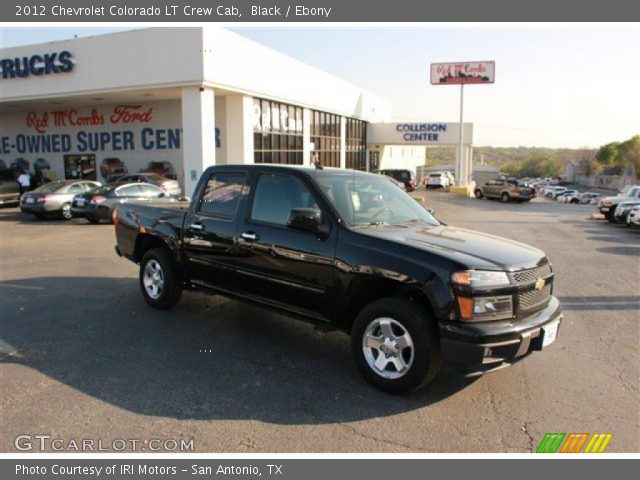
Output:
362,317,415,379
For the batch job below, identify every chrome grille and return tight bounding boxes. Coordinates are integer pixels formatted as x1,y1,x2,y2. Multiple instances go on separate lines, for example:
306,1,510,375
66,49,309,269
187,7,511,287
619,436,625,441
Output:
519,284,552,311
513,264,552,284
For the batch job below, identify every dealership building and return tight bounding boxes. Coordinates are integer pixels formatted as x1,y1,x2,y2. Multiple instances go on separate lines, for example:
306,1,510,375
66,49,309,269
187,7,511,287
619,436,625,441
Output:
0,27,474,195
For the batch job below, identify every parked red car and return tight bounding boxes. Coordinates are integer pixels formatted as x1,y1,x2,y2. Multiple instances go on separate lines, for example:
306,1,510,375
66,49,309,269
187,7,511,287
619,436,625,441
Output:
139,161,177,180
100,158,128,180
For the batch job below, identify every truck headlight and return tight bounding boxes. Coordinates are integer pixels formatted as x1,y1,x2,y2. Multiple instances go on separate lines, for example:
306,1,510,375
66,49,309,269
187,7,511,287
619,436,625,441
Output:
451,270,510,288
457,295,513,321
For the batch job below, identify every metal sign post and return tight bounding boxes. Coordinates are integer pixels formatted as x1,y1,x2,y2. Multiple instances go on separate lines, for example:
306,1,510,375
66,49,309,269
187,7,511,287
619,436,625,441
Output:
458,84,464,186
430,60,495,188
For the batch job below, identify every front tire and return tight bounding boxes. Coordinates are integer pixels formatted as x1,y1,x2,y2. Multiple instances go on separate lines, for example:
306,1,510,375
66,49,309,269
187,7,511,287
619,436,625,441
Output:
474,189,483,199
139,248,182,309
351,297,441,393
60,203,72,220
501,192,510,203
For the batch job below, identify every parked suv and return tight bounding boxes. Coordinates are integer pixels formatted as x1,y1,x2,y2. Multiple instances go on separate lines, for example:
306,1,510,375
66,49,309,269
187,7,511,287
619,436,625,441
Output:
0,168,20,206
114,165,562,392
474,178,532,203
598,185,640,222
374,169,416,191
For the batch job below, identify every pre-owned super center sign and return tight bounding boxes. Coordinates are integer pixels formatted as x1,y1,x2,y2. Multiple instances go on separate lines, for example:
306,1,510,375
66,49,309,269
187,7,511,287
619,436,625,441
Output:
430,61,495,85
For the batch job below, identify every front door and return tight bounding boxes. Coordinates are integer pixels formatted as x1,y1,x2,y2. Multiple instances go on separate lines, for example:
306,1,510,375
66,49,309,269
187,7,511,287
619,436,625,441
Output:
234,171,337,321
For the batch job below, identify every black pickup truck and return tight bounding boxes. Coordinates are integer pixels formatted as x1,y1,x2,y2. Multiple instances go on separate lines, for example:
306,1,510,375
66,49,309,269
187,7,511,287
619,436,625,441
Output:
115,165,562,392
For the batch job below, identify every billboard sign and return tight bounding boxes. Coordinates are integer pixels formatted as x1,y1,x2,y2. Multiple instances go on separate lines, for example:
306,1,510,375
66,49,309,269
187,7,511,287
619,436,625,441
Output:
430,61,495,85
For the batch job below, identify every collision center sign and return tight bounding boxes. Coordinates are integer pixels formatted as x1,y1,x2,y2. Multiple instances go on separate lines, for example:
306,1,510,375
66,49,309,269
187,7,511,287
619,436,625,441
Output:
430,61,495,85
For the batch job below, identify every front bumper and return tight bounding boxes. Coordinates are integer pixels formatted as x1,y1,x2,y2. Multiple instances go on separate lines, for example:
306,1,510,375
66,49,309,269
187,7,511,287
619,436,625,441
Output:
439,296,562,377
599,205,614,214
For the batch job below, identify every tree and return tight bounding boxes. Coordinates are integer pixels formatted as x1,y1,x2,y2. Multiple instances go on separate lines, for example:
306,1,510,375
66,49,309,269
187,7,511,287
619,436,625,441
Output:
617,135,640,176
595,142,620,172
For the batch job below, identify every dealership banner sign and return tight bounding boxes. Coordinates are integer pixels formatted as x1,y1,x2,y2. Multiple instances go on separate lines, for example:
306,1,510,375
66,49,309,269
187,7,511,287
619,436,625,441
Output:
430,61,495,85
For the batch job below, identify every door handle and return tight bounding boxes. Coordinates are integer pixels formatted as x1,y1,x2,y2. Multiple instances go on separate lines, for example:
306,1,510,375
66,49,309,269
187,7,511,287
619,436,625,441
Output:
240,231,258,241
190,222,203,230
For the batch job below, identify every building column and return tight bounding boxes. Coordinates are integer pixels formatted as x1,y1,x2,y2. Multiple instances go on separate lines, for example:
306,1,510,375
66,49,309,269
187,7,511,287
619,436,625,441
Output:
181,86,215,197
302,108,311,166
225,94,254,165
339,116,347,169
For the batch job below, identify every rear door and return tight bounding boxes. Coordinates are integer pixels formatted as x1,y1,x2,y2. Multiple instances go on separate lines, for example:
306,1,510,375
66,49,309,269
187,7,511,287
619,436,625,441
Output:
233,170,337,321
182,170,248,291
490,179,506,197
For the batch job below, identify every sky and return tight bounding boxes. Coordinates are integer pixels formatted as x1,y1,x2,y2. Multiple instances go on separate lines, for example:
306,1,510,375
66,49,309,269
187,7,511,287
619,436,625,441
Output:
1,26,639,148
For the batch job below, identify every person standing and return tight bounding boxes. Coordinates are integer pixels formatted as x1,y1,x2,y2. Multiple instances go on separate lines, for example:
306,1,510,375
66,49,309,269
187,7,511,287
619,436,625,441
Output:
17,170,31,196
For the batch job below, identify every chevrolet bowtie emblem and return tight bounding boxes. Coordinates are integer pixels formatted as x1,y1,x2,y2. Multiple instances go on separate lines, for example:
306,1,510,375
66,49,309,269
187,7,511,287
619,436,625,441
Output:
535,278,546,290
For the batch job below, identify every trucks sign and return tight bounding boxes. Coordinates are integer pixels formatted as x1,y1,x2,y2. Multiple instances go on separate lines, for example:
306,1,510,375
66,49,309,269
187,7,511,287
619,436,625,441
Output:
0,51,74,80
430,61,495,85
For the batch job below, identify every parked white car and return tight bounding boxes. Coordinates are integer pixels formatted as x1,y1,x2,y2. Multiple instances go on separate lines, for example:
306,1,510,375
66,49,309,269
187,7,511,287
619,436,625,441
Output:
557,190,579,202
627,205,640,227
545,186,567,199
424,172,450,190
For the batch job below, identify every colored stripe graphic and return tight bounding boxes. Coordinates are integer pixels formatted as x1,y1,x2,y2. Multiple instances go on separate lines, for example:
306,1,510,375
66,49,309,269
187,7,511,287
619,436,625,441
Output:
584,433,613,453
537,433,613,453
559,433,589,453
536,433,565,453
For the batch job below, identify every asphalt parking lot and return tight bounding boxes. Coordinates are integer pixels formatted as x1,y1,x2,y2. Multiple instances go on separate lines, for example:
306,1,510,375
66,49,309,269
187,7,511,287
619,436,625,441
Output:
1,192,638,453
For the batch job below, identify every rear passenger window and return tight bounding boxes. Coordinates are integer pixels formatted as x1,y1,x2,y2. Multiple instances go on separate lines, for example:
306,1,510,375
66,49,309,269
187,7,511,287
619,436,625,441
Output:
250,174,319,226
198,172,246,218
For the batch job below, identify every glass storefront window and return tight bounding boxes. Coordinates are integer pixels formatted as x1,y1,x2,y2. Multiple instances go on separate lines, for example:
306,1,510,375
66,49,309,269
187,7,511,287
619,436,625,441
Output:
253,98,304,165
310,110,341,168
345,118,368,171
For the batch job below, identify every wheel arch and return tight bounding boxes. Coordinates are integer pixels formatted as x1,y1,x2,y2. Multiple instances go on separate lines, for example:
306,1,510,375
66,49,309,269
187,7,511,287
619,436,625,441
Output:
337,273,445,333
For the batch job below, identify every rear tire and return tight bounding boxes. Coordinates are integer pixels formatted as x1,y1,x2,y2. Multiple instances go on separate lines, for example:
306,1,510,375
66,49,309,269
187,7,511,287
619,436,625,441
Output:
139,247,182,310
501,192,510,203
351,297,441,393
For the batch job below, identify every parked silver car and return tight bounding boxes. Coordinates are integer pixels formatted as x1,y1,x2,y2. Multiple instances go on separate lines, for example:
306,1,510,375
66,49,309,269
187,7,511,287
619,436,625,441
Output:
20,180,101,220
112,173,182,196
72,182,187,224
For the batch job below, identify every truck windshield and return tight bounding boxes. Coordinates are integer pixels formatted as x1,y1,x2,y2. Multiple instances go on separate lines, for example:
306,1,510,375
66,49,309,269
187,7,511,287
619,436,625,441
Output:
315,172,439,227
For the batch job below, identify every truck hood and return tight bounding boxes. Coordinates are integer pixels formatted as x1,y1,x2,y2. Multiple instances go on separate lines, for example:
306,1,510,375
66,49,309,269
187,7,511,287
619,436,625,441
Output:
602,195,636,204
357,222,547,271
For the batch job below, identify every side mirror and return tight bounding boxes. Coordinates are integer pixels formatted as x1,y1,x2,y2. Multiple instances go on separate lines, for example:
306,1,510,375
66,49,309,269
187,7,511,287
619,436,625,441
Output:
426,207,435,216
287,208,329,237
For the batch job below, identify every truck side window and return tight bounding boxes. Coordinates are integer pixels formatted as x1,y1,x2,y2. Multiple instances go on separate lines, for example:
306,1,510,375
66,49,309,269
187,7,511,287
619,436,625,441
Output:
250,174,319,226
198,172,246,218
